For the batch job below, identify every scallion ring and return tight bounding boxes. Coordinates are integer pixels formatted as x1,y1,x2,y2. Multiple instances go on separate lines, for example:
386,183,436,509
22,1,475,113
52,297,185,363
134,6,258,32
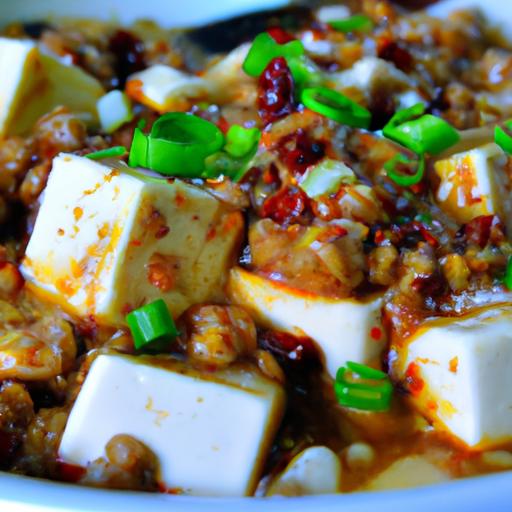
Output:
128,113,225,176
504,256,512,290
334,361,393,412
301,87,371,129
85,146,127,160
224,125,261,159
384,153,425,187
383,103,460,155
242,32,304,78
495,120,512,155
328,14,373,33
126,299,179,353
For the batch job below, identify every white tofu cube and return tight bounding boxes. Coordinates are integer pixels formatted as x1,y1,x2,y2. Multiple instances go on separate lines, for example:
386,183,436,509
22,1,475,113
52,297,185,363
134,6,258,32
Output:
126,65,209,112
267,446,341,496
227,267,386,379
435,143,512,228
59,354,285,496
0,38,104,136
391,305,512,448
21,154,243,326
363,456,448,491
330,57,415,102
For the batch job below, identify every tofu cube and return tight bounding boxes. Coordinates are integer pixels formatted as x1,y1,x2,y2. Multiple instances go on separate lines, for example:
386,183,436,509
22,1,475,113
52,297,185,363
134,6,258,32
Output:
363,456,448,491
59,354,285,496
227,267,386,379
267,446,341,496
0,38,104,136
126,65,209,112
435,143,512,227
21,154,243,326
391,305,512,448
330,57,415,102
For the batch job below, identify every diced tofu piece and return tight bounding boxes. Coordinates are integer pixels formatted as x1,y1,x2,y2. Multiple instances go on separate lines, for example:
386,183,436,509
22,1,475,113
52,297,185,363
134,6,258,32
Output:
363,456,449,491
315,5,351,23
202,44,253,104
330,57,416,103
434,143,512,228
126,65,209,112
267,446,341,496
0,38,104,136
227,267,386,379
391,305,512,448
21,154,243,326
97,90,134,133
59,354,285,496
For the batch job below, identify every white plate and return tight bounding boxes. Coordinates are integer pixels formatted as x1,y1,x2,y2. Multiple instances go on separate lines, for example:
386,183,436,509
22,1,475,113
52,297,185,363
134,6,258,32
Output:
0,0,511,510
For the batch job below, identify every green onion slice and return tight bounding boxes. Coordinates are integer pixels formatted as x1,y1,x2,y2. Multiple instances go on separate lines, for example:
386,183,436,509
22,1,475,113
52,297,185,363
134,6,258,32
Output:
328,14,374,33
383,103,460,155
301,87,371,129
126,299,179,352
224,125,261,159
334,361,392,412
85,146,127,160
504,256,512,290
384,153,425,187
242,32,304,78
128,113,225,176
495,120,512,155
300,158,356,198
287,55,325,94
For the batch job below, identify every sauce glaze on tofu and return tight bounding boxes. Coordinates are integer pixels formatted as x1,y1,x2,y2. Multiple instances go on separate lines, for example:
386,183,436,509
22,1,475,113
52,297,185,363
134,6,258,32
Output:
1,0,512,497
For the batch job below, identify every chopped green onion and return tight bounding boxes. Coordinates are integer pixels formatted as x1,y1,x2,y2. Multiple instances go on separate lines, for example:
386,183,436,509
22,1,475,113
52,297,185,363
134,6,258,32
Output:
384,153,425,187
243,32,304,78
495,120,512,155
383,103,460,155
287,55,325,94
504,256,512,290
97,90,134,134
334,361,392,412
301,87,371,129
414,212,433,225
328,14,373,33
225,125,261,159
129,113,225,176
126,299,179,352
299,158,356,198
86,146,127,160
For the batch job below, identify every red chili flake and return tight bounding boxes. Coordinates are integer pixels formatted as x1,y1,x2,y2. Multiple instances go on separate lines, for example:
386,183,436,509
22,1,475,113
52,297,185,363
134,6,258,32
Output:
449,356,459,374
261,186,309,225
262,163,281,185
259,331,318,362
129,239,142,247
217,116,230,135
278,129,325,177
258,57,295,126
155,226,170,239
405,361,424,396
427,399,438,412
267,27,296,44
378,38,414,72
121,303,133,315
374,229,385,245
206,226,217,241
418,226,439,247
464,215,494,248
108,30,146,88
56,459,86,483
175,193,186,207
157,482,183,494
317,225,348,243
147,254,177,292
370,326,383,341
